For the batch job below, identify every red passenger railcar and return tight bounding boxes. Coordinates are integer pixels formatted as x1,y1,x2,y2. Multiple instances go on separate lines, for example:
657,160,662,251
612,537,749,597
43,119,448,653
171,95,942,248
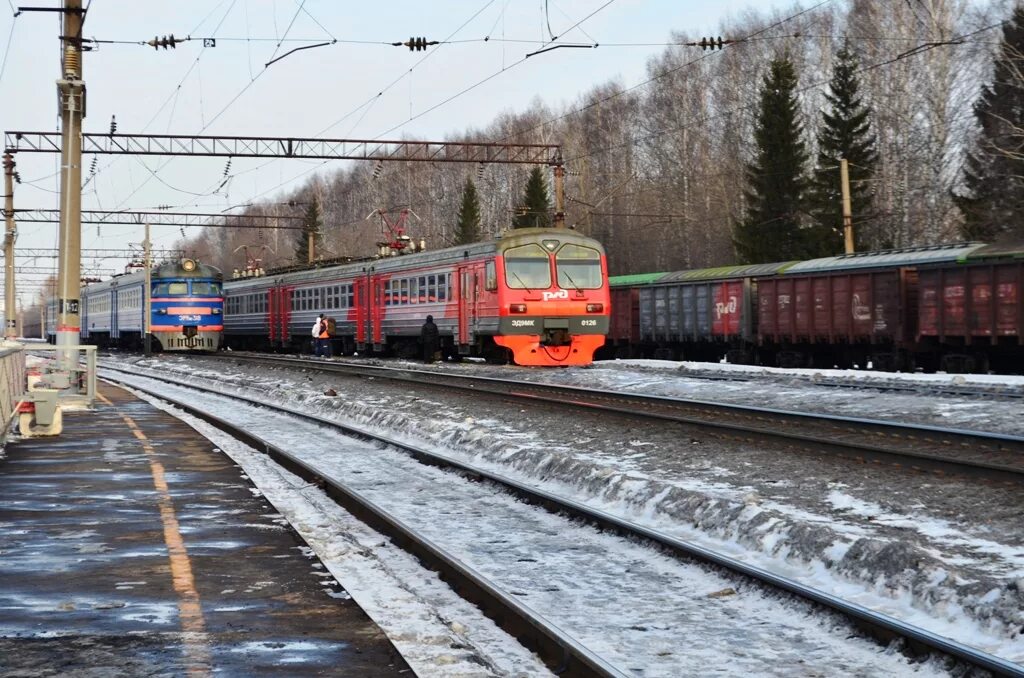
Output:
224,228,609,366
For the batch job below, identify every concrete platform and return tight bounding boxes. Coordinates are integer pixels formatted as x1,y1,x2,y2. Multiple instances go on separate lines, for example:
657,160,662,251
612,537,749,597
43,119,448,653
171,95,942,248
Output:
0,384,410,676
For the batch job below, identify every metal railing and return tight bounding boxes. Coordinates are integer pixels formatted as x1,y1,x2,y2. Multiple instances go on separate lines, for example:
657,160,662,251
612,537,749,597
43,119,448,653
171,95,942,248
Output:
25,344,97,407
0,341,27,446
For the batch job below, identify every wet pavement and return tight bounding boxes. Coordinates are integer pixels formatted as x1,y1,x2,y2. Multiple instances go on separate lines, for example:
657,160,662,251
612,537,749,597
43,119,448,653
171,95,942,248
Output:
0,384,409,677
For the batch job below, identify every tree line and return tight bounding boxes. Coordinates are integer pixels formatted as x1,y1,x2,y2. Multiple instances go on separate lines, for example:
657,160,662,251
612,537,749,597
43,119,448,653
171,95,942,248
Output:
146,1,1024,280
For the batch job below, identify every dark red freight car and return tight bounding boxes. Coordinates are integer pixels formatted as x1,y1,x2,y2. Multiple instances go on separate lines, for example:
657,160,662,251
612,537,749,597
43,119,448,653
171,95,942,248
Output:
757,244,985,370
917,246,1023,372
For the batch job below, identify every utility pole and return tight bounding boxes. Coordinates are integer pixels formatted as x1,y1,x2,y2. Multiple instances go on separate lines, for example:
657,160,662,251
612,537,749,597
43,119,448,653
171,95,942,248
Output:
553,160,565,229
143,223,152,356
307,195,319,264
3,153,16,340
55,0,86,362
840,158,854,254
307,224,315,264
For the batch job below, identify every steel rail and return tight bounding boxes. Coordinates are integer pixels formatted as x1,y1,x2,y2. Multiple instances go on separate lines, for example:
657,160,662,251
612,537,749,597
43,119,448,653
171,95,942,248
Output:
215,354,1024,484
102,365,1024,677
100,370,624,678
646,368,1024,400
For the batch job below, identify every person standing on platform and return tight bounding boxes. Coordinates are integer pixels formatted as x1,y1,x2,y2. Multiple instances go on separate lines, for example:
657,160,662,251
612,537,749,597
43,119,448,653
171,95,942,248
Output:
420,314,439,364
311,314,324,356
317,313,332,358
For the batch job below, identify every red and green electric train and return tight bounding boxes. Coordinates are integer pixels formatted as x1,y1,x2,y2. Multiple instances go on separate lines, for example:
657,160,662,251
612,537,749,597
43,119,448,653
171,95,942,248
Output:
223,228,610,367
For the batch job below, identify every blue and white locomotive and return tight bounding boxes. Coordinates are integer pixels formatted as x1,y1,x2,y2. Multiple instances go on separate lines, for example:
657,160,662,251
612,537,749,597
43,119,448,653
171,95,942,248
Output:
46,258,223,351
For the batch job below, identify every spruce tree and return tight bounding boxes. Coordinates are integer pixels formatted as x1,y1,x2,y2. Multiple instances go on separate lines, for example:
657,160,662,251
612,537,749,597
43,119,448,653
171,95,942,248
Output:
514,166,551,229
955,7,1024,242
454,177,483,244
294,197,325,263
734,57,813,263
809,43,878,252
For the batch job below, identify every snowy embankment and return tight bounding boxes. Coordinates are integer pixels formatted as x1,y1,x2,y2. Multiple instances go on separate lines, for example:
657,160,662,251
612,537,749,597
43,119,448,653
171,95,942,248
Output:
109,355,1024,667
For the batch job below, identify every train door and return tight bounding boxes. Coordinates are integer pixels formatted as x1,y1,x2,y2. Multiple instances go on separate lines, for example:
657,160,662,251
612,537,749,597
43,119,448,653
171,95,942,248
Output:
372,276,386,349
457,264,477,346
354,275,369,348
267,286,277,344
111,288,119,340
279,284,292,345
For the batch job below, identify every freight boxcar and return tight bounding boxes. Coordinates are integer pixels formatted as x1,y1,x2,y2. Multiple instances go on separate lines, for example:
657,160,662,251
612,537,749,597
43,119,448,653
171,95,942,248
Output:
916,243,1023,373
757,244,986,370
605,263,793,362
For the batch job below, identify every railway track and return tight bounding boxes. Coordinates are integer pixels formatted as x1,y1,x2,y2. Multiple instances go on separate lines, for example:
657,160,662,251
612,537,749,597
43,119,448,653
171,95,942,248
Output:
101,364,1024,677
214,353,1024,484
633,365,1024,400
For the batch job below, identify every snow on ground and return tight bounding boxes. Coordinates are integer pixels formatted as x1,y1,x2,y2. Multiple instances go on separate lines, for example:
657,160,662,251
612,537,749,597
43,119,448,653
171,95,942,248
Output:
133,387,553,678
118,374,952,677
515,359,1024,436
103,354,1024,669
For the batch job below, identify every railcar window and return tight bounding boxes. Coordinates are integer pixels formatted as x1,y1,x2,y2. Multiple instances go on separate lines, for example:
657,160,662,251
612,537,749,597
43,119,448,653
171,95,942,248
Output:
191,282,221,295
504,244,552,289
153,282,188,296
555,244,602,289
438,274,448,301
485,261,497,291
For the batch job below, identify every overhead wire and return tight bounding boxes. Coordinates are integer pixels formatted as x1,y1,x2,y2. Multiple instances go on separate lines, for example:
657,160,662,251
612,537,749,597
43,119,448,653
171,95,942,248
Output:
494,0,836,145
225,0,622,244
217,0,505,217
108,0,335,213
82,0,239,193
374,0,619,140
0,11,17,92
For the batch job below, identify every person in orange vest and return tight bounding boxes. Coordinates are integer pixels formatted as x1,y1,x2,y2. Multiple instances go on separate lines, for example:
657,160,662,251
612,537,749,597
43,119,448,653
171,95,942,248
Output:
312,313,332,358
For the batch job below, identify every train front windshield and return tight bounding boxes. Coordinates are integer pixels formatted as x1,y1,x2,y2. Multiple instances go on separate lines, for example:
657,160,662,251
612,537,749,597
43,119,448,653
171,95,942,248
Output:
152,282,188,296
191,281,222,296
504,244,553,289
555,244,603,290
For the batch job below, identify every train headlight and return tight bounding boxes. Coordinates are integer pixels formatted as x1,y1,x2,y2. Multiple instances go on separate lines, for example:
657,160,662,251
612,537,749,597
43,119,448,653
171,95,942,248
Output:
509,304,527,314
586,303,604,313
182,258,197,272
212,308,222,314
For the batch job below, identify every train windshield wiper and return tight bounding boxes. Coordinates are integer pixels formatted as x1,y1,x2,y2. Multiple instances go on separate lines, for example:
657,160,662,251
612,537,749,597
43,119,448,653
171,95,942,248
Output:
561,269,582,293
511,270,533,293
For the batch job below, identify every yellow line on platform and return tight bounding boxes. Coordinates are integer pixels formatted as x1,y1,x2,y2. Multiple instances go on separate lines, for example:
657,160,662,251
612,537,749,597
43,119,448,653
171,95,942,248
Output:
98,392,212,676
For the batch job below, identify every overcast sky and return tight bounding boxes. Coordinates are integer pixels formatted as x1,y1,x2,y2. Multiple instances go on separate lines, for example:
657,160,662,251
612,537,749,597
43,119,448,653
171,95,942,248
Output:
0,0,796,300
